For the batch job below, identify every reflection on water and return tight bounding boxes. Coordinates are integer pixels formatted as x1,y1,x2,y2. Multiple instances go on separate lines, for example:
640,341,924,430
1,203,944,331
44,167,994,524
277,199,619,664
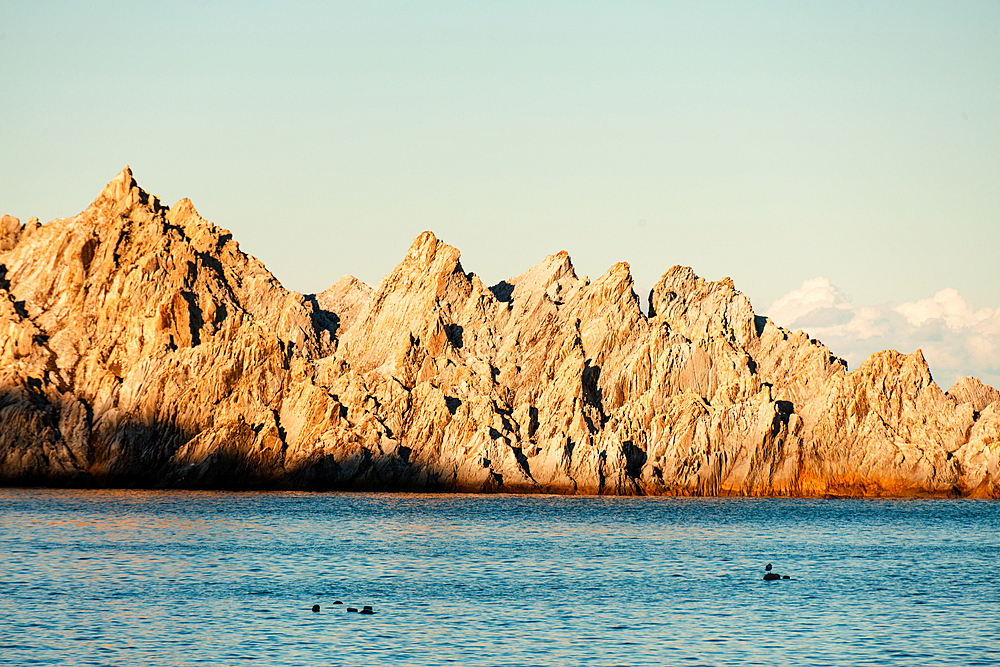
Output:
0,490,998,666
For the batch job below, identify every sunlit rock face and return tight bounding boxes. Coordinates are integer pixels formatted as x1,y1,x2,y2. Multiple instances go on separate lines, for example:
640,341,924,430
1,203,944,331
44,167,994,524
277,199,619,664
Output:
1,169,997,496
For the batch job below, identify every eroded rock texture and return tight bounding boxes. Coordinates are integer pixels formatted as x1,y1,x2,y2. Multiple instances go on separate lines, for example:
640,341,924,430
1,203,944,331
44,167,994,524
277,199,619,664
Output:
1,168,997,496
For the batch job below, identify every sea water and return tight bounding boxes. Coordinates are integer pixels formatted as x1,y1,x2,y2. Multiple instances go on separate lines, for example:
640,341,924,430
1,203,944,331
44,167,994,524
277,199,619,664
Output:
0,489,997,666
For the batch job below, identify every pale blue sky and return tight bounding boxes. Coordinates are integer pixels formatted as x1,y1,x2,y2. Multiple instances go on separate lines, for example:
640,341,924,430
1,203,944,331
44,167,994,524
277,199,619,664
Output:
2,1,998,320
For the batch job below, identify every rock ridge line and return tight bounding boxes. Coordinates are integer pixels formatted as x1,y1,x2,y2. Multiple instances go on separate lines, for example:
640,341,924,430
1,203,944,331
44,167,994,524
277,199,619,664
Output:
1,168,997,497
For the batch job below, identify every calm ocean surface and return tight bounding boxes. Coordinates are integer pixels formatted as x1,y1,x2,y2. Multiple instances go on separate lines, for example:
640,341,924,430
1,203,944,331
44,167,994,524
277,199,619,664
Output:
0,490,997,666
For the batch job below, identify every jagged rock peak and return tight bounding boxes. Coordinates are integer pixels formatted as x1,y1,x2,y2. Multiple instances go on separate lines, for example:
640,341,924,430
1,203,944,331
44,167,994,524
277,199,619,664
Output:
648,264,758,345
375,231,471,299
406,230,460,267
88,165,168,216
948,376,1000,413
493,249,580,303
592,261,635,293
168,197,200,221
316,275,374,335
856,348,935,387
517,250,576,284
98,165,138,202
0,214,36,252
1,214,20,235
336,231,477,373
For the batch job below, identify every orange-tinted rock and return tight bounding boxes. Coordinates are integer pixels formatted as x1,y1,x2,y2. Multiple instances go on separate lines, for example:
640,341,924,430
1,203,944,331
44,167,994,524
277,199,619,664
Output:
0,168,996,497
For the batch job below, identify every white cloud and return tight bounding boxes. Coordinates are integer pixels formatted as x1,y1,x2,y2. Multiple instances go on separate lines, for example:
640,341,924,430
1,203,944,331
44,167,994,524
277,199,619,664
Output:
895,288,995,330
765,279,1000,391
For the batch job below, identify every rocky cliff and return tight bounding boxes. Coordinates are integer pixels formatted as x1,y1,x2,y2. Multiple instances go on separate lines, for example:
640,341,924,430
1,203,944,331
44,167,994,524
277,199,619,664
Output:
1,168,997,496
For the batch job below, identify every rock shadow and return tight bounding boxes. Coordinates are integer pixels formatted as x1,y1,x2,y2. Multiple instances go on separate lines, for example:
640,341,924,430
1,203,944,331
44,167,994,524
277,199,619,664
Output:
444,396,462,415
581,360,607,430
621,441,647,479
446,323,463,349
754,315,767,336
0,384,194,488
489,281,514,303
303,294,340,341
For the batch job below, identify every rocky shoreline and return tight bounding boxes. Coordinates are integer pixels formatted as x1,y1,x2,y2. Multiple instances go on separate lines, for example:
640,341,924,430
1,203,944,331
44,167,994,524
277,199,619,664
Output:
1,168,997,496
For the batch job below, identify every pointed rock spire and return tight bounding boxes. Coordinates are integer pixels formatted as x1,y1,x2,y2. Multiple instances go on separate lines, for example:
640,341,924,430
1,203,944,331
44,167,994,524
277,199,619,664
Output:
502,250,578,298
338,231,474,372
316,275,374,335
165,198,202,227
84,165,160,218
948,376,1000,413
403,231,462,271
99,166,138,202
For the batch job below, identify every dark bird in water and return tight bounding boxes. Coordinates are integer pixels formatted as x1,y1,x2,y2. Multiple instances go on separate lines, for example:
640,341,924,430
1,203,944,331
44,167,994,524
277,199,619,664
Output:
763,563,781,581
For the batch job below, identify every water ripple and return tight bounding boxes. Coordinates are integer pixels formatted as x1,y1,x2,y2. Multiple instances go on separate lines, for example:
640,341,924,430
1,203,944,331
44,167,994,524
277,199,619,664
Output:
0,490,997,666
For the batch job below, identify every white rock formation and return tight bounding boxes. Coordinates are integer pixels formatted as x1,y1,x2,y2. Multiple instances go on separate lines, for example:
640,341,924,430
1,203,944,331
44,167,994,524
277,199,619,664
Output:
0,168,996,496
